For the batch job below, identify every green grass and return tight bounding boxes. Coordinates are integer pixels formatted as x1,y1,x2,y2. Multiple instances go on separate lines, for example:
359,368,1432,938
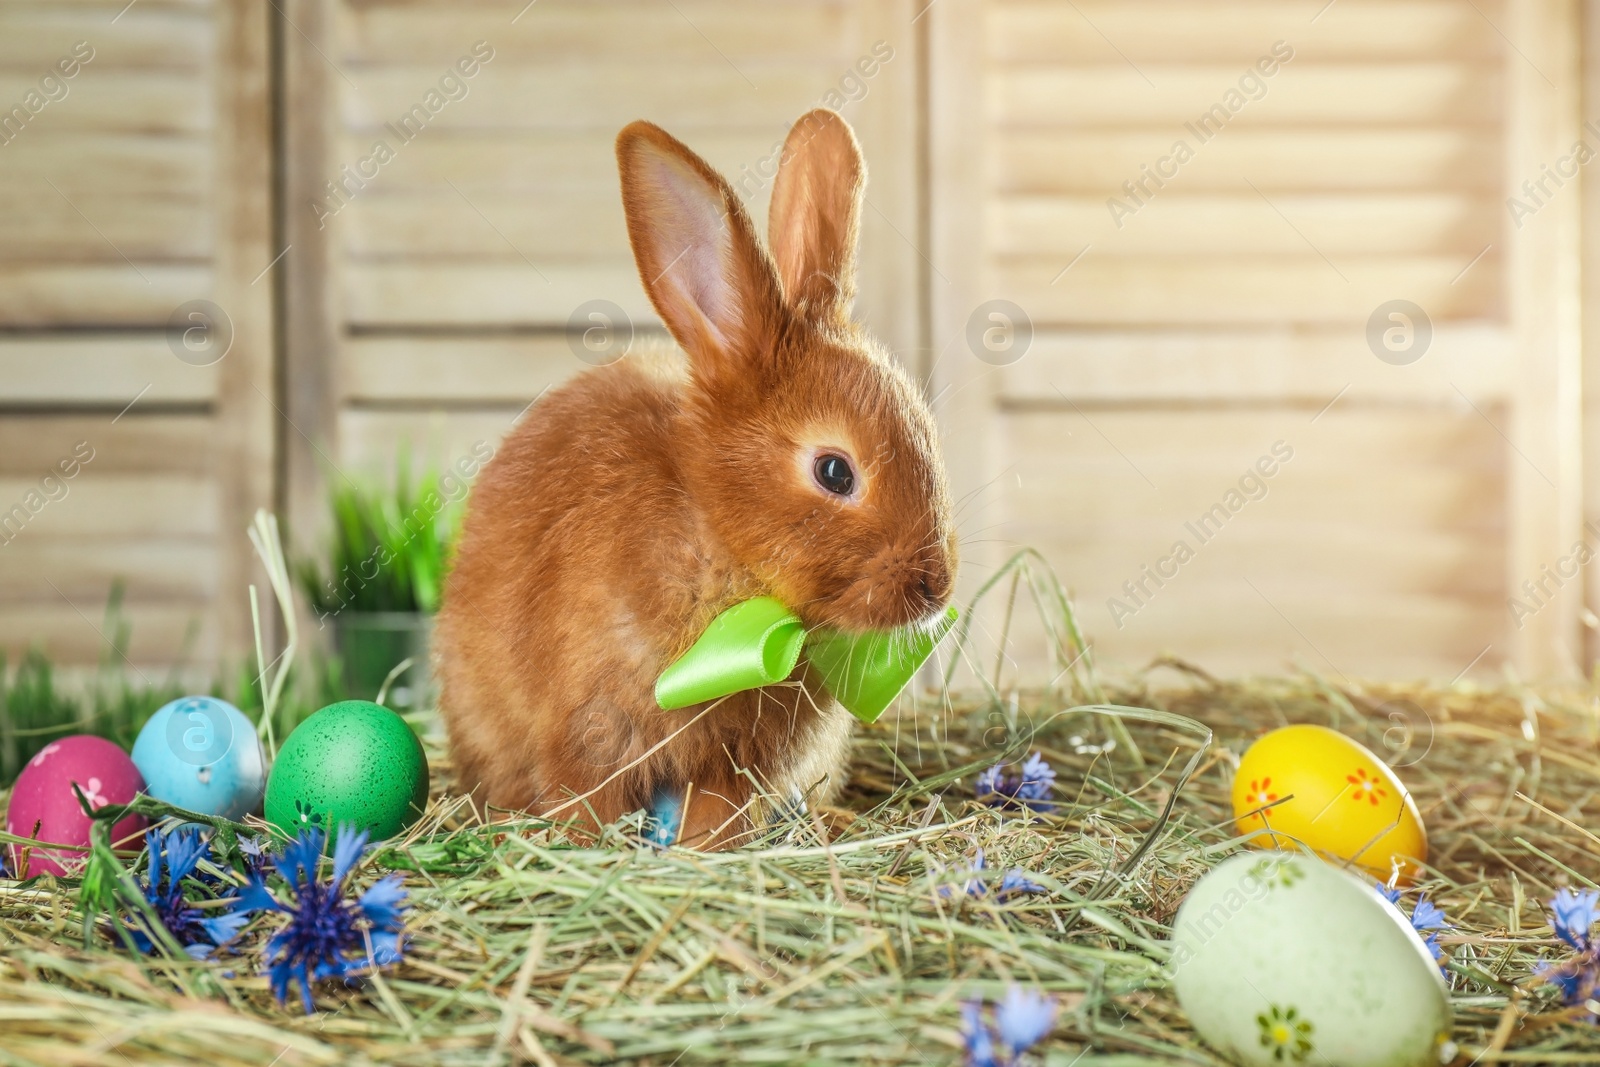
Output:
296,455,462,618
0,586,194,784
0,587,334,787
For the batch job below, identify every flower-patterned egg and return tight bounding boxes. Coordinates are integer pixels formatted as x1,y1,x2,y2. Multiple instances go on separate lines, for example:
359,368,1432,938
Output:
1233,723,1427,883
131,696,267,821
1170,853,1451,1067
263,700,428,841
5,735,149,878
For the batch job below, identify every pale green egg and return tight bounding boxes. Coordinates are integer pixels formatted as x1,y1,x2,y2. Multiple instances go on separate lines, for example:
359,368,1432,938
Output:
1170,853,1451,1067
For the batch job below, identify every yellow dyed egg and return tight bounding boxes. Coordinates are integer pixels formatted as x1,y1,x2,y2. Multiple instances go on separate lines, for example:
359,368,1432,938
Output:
1233,724,1427,883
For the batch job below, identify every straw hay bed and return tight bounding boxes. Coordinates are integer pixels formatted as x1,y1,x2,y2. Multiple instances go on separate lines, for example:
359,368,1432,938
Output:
2,670,1599,1066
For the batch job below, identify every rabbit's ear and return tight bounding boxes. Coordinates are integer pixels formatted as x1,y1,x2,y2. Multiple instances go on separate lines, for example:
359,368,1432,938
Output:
617,121,782,379
767,109,865,325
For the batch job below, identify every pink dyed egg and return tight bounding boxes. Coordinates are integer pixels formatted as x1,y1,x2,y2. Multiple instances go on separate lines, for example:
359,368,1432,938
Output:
5,735,148,878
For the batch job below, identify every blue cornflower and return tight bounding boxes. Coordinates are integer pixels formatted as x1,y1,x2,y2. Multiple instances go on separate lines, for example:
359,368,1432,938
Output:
1551,888,1598,950
236,834,273,879
936,850,1047,902
1410,898,1448,931
996,868,1045,899
191,833,271,895
995,986,1057,1054
130,828,250,959
231,826,409,1014
1375,882,1450,973
961,987,1056,1066
1539,887,1600,1011
961,999,999,1067
960,1004,998,1067
1541,963,1592,1006
937,849,989,899
975,753,1056,813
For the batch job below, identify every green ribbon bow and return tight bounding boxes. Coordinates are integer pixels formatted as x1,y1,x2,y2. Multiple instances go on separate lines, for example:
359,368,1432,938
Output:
654,597,959,724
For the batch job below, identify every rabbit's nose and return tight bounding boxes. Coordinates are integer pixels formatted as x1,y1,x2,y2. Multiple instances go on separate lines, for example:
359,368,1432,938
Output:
917,566,952,607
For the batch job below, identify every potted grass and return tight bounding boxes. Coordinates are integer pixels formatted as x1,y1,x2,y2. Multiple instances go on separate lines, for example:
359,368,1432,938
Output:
297,460,462,710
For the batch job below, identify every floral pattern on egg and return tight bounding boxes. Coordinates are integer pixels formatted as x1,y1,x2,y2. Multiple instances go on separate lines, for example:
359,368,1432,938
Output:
292,798,324,827
1256,1005,1313,1062
80,777,108,809
1242,777,1278,820
1346,766,1389,806
1250,856,1303,889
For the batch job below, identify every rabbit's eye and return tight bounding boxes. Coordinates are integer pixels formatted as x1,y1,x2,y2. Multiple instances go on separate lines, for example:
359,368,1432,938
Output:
813,453,856,496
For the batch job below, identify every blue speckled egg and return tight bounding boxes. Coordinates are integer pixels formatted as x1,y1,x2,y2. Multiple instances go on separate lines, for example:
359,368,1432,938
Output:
131,696,267,821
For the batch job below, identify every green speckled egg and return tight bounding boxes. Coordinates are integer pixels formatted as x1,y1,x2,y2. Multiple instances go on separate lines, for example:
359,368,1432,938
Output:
264,700,429,841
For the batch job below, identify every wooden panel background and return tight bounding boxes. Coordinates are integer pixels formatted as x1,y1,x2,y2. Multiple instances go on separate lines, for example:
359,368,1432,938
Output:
0,0,274,671
932,0,1583,684
1,0,1592,688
